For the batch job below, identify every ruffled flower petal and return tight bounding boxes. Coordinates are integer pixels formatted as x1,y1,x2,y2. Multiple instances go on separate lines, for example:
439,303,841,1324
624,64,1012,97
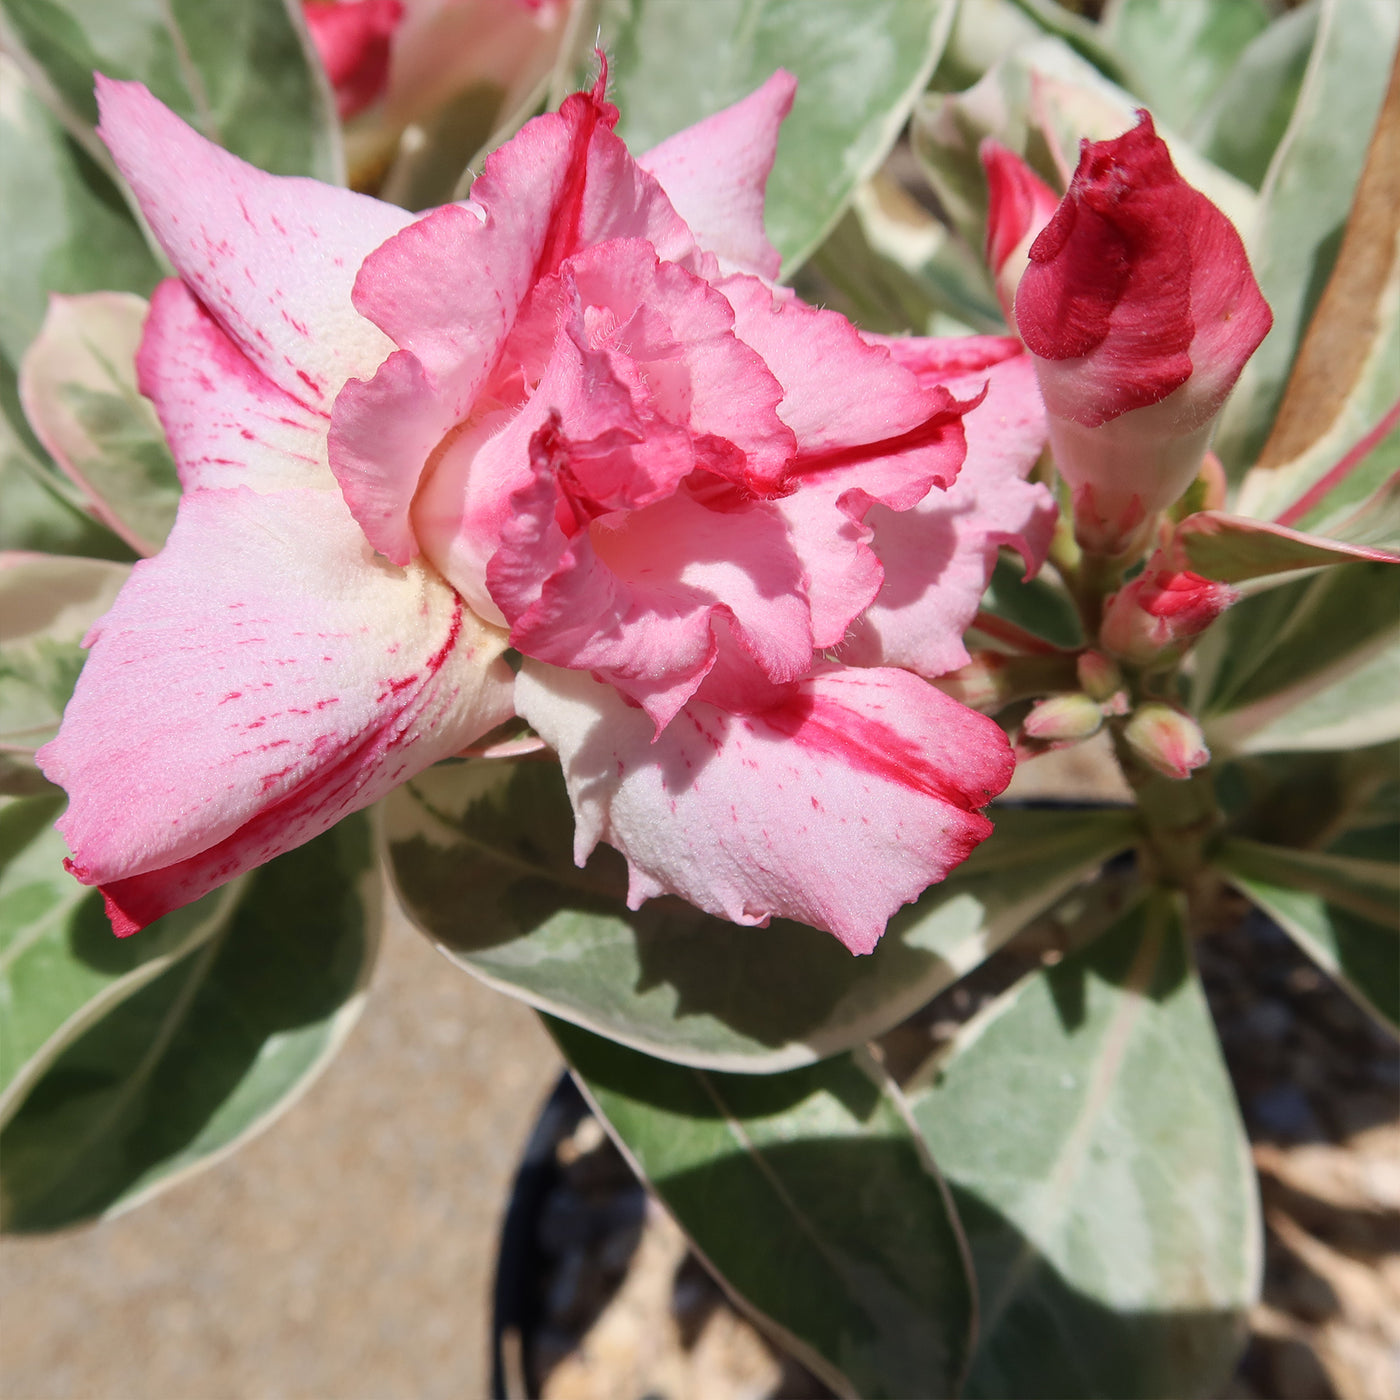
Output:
847,352,1056,677
517,661,1014,954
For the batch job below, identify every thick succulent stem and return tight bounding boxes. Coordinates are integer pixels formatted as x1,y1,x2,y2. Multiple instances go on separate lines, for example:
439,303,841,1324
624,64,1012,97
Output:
1112,727,1223,917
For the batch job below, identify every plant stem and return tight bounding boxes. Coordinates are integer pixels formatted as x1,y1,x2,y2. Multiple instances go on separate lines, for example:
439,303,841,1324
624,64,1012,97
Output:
1112,727,1223,913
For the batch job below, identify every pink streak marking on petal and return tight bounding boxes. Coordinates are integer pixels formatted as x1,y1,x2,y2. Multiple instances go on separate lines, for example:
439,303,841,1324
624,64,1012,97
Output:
763,691,994,813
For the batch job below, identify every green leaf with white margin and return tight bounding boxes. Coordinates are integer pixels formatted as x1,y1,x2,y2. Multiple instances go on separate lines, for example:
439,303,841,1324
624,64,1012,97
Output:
908,890,1260,1399
0,0,341,183
0,812,379,1231
1213,0,1400,476
1231,73,1399,535
1214,743,1399,853
930,0,1044,94
0,781,243,1127
551,1019,975,1400
1101,0,1270,137
0,54,159,560
799,174,1005,336
0,553,126,753
19,292,179,556
1215,832,1398,1031
1195,560,1400,754
590,0,958,275
383,758,1137,1071
911,35,1256,271
1191,0,1319,189
1170,510,1400,586
0,53,163,371
1212,637,1400,756
0,419,133,561
1004,0,1127,82
1321,470,1400,554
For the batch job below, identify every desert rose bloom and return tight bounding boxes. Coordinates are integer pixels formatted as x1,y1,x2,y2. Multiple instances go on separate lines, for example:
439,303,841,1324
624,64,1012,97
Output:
303,0,567,129
39,66,1051,954
1016,111,1272,555
1099,553,1239,665
980,140,1059,323
303,0,405,119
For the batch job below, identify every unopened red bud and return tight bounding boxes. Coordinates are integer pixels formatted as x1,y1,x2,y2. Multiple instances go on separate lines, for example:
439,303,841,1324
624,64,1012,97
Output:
981,140,1060,323
1015,112,1271,555
1124,703,1209,780
1101,553,1239,664
1076,650,1122,701
1023,692,1103,742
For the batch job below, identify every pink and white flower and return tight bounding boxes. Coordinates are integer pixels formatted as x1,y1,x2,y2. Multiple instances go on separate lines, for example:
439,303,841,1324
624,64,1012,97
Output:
39,65,1053,954
303,0,405,119
303,0,569,132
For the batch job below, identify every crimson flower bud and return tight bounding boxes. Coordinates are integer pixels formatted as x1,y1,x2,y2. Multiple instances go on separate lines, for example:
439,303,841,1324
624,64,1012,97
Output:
303,0,405,119
1015,112,1271,555
981,140,1060,323
1123,703,1210,780
1100,554,1239,665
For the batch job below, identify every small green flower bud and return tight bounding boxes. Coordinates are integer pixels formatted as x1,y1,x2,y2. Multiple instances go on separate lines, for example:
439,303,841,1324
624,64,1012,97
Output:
1123,703,1209,779
1023,692,1104,743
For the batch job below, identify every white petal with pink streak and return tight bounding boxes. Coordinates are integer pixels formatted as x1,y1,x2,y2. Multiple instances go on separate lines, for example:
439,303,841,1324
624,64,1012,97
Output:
96,78,412,413
137,279,333,494
38,487,513,933
517,662,1014,954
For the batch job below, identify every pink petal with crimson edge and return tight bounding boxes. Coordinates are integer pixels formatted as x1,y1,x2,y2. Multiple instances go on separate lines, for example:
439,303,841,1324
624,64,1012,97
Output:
769,480,885,652
95,78,412,413
637,70,797,280
412,383,557,627
138,279,333,495
846,353,1057,677
865,331,1024,384
744,331,1009,654
333,84,709,548
516,662,1014,954
37,487,513,935
563,242,794,492
350,74,697,401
